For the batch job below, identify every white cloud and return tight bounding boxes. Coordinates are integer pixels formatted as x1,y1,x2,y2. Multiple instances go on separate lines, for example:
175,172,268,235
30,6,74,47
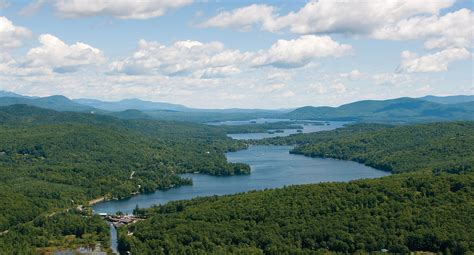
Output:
308,82,346,94
53,0,193,19
273,90,295,98
199,4,277,31
308,83,328,94
0,16,32,49
200,1,471,51
19,0,46,16
373,8,474,49
373,73,406,86
256,83,287,93
110,39,251,77
202,0,454,34
251,35,352,68
112,35,351,77
340,70,364,80
400,48,470,73
25,34,105,73
415,84,432,93
266,71,293,82
199,66,241,78
333,83,347,94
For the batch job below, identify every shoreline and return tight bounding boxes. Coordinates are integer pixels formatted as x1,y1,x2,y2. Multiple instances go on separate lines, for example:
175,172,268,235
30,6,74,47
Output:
89,196,107,206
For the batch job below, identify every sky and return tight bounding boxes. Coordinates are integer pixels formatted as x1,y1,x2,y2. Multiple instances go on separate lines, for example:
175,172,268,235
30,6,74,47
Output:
0,0,473,109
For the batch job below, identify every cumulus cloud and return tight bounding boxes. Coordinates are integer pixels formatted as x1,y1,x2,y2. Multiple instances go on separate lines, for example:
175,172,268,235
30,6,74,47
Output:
199,4,277,31
400,48,470,73
111,35,351,77
373,8,474,49
25,34,105,73
0,16,32,49
200,0,472,50
110,39,251,77
52,0,193,19
201,0,454,34
251,35,352,68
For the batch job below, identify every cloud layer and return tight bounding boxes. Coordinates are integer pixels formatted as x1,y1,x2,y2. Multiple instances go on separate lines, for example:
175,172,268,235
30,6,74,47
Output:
1,1,472,108
22,0,193,19
201,0,455,35
111,35,351,77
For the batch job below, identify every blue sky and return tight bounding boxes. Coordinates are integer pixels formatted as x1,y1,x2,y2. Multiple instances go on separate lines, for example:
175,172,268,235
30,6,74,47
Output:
0,0,472,108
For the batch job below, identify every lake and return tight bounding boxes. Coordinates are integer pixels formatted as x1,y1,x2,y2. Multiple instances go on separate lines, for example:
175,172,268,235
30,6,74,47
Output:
92,145,389,215
211,119,349,140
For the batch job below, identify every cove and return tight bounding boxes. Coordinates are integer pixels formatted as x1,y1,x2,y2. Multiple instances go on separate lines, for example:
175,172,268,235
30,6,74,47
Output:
92,145,389,215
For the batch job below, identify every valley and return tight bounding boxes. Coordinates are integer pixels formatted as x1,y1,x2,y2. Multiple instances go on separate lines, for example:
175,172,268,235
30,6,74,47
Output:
0,94,472,254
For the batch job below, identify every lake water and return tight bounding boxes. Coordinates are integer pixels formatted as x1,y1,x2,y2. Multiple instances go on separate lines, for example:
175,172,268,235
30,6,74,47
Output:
92,146,389,215
209,119,349,140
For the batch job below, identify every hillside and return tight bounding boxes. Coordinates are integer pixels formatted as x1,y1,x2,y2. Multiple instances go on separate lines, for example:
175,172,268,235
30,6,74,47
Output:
1,91,473,123
119,122,474,254
285,97,474,122
0,105,250,252
0,95,94,112
74,98,190,112
290,122,474,173
0,90,28,98
420,95,474,104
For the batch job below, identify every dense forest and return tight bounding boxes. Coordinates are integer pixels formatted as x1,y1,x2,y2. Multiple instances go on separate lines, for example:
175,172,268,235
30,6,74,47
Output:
258,122,474,174
0,210,110,254
291,122,473,173
0,105,251,252
1,104,473,253
119,122,474,254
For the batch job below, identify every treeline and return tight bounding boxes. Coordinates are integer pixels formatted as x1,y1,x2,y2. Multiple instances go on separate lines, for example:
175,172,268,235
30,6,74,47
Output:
119,121,474,254
253,123,392,145
0,105,250,252
0,210,110,254
288,122,474,173
214,122,303,134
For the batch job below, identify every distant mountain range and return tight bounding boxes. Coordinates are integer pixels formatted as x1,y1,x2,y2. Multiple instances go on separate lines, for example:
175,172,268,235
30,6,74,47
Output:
0,95,94,112
284,97,474,122
0,90,472,123
73,98,190,112
0,90,31,98
419,95,474,104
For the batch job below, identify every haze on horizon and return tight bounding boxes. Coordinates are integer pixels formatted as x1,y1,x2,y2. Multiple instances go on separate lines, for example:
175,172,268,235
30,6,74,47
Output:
0,0,473,109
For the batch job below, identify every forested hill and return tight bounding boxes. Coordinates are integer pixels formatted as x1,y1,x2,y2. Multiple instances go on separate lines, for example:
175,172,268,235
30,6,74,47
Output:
284,97,474,122
259,122,474,174
291,122,473,173
120,122,474,254
0,95,94,112
1,91,473,123
0,105,250,252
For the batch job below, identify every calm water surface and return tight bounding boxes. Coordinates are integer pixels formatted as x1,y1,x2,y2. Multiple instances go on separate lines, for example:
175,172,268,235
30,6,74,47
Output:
223,119,349,140
93,146,389,214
